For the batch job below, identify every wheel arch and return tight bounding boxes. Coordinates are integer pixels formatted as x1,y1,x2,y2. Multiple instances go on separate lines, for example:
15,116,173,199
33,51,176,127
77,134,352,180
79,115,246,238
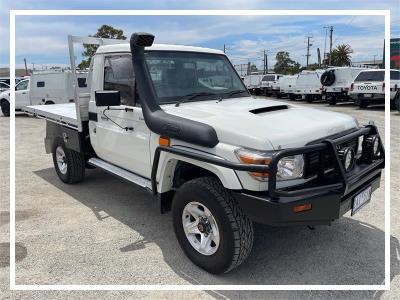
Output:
157,155,242,194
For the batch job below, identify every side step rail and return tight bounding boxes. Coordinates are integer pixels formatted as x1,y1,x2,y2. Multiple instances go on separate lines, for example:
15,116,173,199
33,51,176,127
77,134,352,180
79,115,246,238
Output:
87,158,152,193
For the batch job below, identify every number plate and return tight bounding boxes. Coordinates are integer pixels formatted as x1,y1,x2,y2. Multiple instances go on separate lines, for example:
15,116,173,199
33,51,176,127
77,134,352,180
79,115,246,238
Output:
364,93,372,98
351,186,372,216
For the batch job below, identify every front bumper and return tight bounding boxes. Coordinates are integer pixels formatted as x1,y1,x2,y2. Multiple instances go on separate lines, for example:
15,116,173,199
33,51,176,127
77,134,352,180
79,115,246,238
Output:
234,124,384,225
233,166,381,226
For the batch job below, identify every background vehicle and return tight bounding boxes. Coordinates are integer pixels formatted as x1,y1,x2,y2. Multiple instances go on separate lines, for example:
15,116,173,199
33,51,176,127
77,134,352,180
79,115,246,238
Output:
0,71,88,116
0,77,25,85
260,73,282,96
294,70,325,102
243,74,264,94
349,69,400,108
395,90,400,111
278,75,298,99
0,82,9,93
23,33,384,274
321,67,366,105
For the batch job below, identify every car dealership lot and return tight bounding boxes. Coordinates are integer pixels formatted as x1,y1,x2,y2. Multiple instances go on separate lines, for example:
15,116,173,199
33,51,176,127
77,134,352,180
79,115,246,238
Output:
0,98,399,299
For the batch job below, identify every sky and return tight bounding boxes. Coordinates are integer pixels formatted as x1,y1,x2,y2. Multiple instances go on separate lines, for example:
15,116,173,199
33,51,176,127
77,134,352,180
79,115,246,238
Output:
1,0,399,71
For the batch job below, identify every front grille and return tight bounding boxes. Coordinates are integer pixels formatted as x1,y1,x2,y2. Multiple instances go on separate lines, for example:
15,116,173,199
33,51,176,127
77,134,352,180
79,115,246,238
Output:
304,136,359,178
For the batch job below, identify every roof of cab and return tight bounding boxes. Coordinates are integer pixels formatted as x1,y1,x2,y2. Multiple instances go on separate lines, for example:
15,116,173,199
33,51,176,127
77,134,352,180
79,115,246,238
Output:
96,43,225,55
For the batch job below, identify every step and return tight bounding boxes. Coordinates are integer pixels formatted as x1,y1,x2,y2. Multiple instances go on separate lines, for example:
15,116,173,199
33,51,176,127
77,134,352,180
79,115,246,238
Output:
87,158,152,192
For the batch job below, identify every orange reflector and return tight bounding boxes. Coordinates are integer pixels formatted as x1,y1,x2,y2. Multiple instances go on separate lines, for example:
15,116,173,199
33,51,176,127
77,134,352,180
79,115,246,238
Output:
238,155,271,178
293,203,312,213
159,136,170,147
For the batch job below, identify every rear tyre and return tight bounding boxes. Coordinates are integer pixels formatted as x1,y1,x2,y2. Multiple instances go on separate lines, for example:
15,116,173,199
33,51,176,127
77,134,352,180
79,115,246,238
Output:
172,177,254,274
52,140,85,184
395,92,400,111
45,101,55,105
306,95,313,103
359,100,369,109
328,96,337,105
1,101,10,117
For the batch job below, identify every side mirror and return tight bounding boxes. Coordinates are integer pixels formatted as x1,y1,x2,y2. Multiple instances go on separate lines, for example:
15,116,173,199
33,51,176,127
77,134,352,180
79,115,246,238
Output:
95,90,121,107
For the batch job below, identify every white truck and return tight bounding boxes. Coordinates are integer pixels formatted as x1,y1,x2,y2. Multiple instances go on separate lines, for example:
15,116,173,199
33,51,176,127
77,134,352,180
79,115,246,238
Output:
23,33,385,274
278,75,298,100
260,73,282,96
294,70,325,102
348,69,400,108
320,67,366,105
243,74,264,95
0,71,88,116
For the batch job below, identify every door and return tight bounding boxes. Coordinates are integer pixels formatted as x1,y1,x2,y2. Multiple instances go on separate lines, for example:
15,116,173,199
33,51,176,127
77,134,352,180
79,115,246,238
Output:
14,79,30,108
95,54,151,178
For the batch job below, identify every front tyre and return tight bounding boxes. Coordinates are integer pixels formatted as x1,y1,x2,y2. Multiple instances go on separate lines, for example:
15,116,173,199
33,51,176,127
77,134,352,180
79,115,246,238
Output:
52,140,85,184
1,101,10,117
172,177,254,274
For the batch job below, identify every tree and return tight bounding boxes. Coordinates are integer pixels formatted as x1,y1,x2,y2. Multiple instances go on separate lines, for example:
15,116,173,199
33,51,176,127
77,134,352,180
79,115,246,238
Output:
273,51,301,75
250,64,258,72
307,63,321,71
78,25,126,69
324,44,353,67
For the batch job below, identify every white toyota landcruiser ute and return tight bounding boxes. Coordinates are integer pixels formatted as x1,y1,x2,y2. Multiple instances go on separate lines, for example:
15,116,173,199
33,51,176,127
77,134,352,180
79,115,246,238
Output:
24,33,385,274
260,73,282,96
349,69,400,108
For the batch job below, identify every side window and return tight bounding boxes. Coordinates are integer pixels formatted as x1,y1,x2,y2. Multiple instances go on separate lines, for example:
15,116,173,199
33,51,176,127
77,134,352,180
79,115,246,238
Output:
37,81,45,88
77,77,87,88
16,80,28,91
104,55,136,106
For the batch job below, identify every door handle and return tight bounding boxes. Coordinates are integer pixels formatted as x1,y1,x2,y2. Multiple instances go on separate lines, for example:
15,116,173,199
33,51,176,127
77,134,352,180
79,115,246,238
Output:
22,92,27,94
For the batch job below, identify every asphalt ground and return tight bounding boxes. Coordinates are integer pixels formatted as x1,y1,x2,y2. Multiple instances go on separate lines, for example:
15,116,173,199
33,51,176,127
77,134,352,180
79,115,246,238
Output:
0,97,399,299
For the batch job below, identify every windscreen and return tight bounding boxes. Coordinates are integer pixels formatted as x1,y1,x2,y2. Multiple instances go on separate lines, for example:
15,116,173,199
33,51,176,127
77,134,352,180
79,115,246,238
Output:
144,51,248,104
354,71,384,82
391,70,400,80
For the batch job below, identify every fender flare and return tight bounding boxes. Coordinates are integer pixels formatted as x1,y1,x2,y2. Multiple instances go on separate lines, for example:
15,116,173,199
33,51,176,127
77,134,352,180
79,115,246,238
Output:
156,153,243,193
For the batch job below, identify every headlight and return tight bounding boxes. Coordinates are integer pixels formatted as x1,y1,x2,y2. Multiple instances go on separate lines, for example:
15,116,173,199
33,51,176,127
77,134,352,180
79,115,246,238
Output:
276,155,305,180
235,148,304,181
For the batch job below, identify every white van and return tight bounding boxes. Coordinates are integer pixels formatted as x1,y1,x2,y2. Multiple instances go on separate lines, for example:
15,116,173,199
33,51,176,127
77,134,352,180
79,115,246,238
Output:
243,74,264,95
321,67,366,105
0,71,88,116
348,69,400,108
260,74,282,96
294,70,325,102
278,75,298,99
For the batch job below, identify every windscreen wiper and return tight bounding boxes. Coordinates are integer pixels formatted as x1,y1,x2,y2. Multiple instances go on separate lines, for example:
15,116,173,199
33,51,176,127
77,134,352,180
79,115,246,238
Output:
225,89,248,98
216,90,248,103
175,92,217,107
